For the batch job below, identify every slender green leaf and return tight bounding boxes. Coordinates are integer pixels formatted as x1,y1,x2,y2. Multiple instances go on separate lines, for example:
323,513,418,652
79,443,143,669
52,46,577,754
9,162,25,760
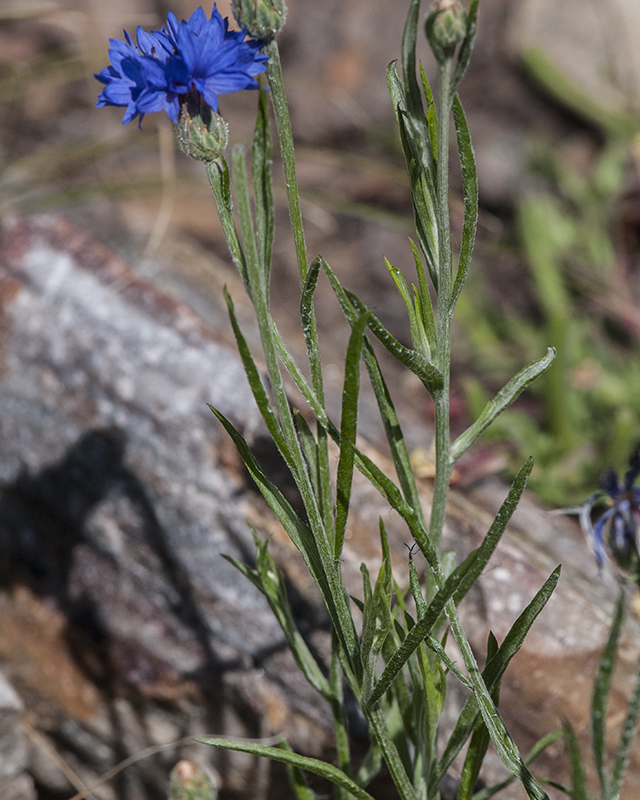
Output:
335,311,372,558
353,443,442,578
355,740,383,789
368,552,479,707
608,653,640,800
452,457,534,606
205,157,249,291
387,259,430,359
223,289,289,460
364,707,419,800
410,239,437,347
593,589,625,794
425,634,472,690
281,740,316,800
252,85,274,276
294,411,321,497
458,633,502,800
299,257,324,396
419,63,438,166
471,731,564,800
345,289,443,391
396,107,439,288
434,568,561,793
329,631,352,787
223,531,330,699
362,337,427,527
451,0,479,98
197,738,376,800
451,349,556,462
451,94,478,308
232,146,262,297
400,0,424,122
562,719,588,800
409,550,428,616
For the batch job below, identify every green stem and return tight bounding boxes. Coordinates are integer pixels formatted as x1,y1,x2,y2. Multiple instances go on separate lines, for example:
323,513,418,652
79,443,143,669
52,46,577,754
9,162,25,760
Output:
428,57,455,554
365,708,419,800
265,38,309,281
205,158,250,294
330,633,351,800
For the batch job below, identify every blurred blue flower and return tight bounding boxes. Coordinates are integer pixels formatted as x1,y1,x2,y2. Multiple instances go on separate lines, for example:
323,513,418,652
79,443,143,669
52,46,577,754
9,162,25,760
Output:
577,451,640,580
95,5,268,126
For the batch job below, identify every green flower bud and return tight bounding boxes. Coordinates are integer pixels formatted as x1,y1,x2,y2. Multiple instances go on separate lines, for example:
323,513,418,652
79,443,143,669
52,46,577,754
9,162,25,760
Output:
231,0,287,41
168,760,217,800
176,106,229,163
425,0,467,63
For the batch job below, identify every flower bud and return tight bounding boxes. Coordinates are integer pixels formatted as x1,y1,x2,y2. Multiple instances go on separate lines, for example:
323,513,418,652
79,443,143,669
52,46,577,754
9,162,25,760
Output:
168,760,217,800
425,0,467,63
231,0,287,41
176,107,229,163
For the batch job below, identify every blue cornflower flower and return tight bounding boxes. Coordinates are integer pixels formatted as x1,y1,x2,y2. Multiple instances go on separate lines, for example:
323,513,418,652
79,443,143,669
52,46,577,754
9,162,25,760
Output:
574,450,640,581
95,5,268,126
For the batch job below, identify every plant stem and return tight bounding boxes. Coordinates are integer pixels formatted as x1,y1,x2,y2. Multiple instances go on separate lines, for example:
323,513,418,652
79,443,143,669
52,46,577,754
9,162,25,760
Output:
205,158,250,293
265,38,309,282
429,57,455,554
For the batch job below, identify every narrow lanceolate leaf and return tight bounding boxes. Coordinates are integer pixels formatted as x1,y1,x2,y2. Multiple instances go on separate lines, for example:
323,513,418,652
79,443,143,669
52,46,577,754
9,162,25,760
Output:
433,567,561,793
451,94,478,309
196,739,376,800
396,108,439,288
608,652,640,800
419,64,438,167
450,349,556,462
410,239,437,348
471,731,564,800
232,145,262,297
352,443,442,579
457,633,501,800
335,311,371,559
562,719,588,800
345,290,443,391
299,257,324,398
450,0,479,98
223,290,288,460
386,259,430,358
363,339,426,528
452,458,534,606
205,157,249,292
223,531,330,699
387,62,439,285
279,740,316,800
252,85,274,276
409,551,428,617
208,407,344,650
593,589,625,795
368,552,479,707
400,0,425,122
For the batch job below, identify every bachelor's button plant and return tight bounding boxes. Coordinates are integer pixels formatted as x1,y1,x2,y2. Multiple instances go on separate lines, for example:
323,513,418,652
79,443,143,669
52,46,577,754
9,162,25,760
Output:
96,2,565,799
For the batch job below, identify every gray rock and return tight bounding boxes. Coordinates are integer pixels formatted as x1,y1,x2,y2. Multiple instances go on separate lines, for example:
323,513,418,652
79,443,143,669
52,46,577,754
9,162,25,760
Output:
0,671,35,800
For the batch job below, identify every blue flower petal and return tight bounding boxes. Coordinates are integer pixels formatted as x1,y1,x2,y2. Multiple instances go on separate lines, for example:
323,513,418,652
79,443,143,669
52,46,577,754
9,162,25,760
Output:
95,5,268,126
590,506,615,568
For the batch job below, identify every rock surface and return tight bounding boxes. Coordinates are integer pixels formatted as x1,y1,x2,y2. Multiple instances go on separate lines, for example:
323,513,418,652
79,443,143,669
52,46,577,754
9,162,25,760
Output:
0,671,36,800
